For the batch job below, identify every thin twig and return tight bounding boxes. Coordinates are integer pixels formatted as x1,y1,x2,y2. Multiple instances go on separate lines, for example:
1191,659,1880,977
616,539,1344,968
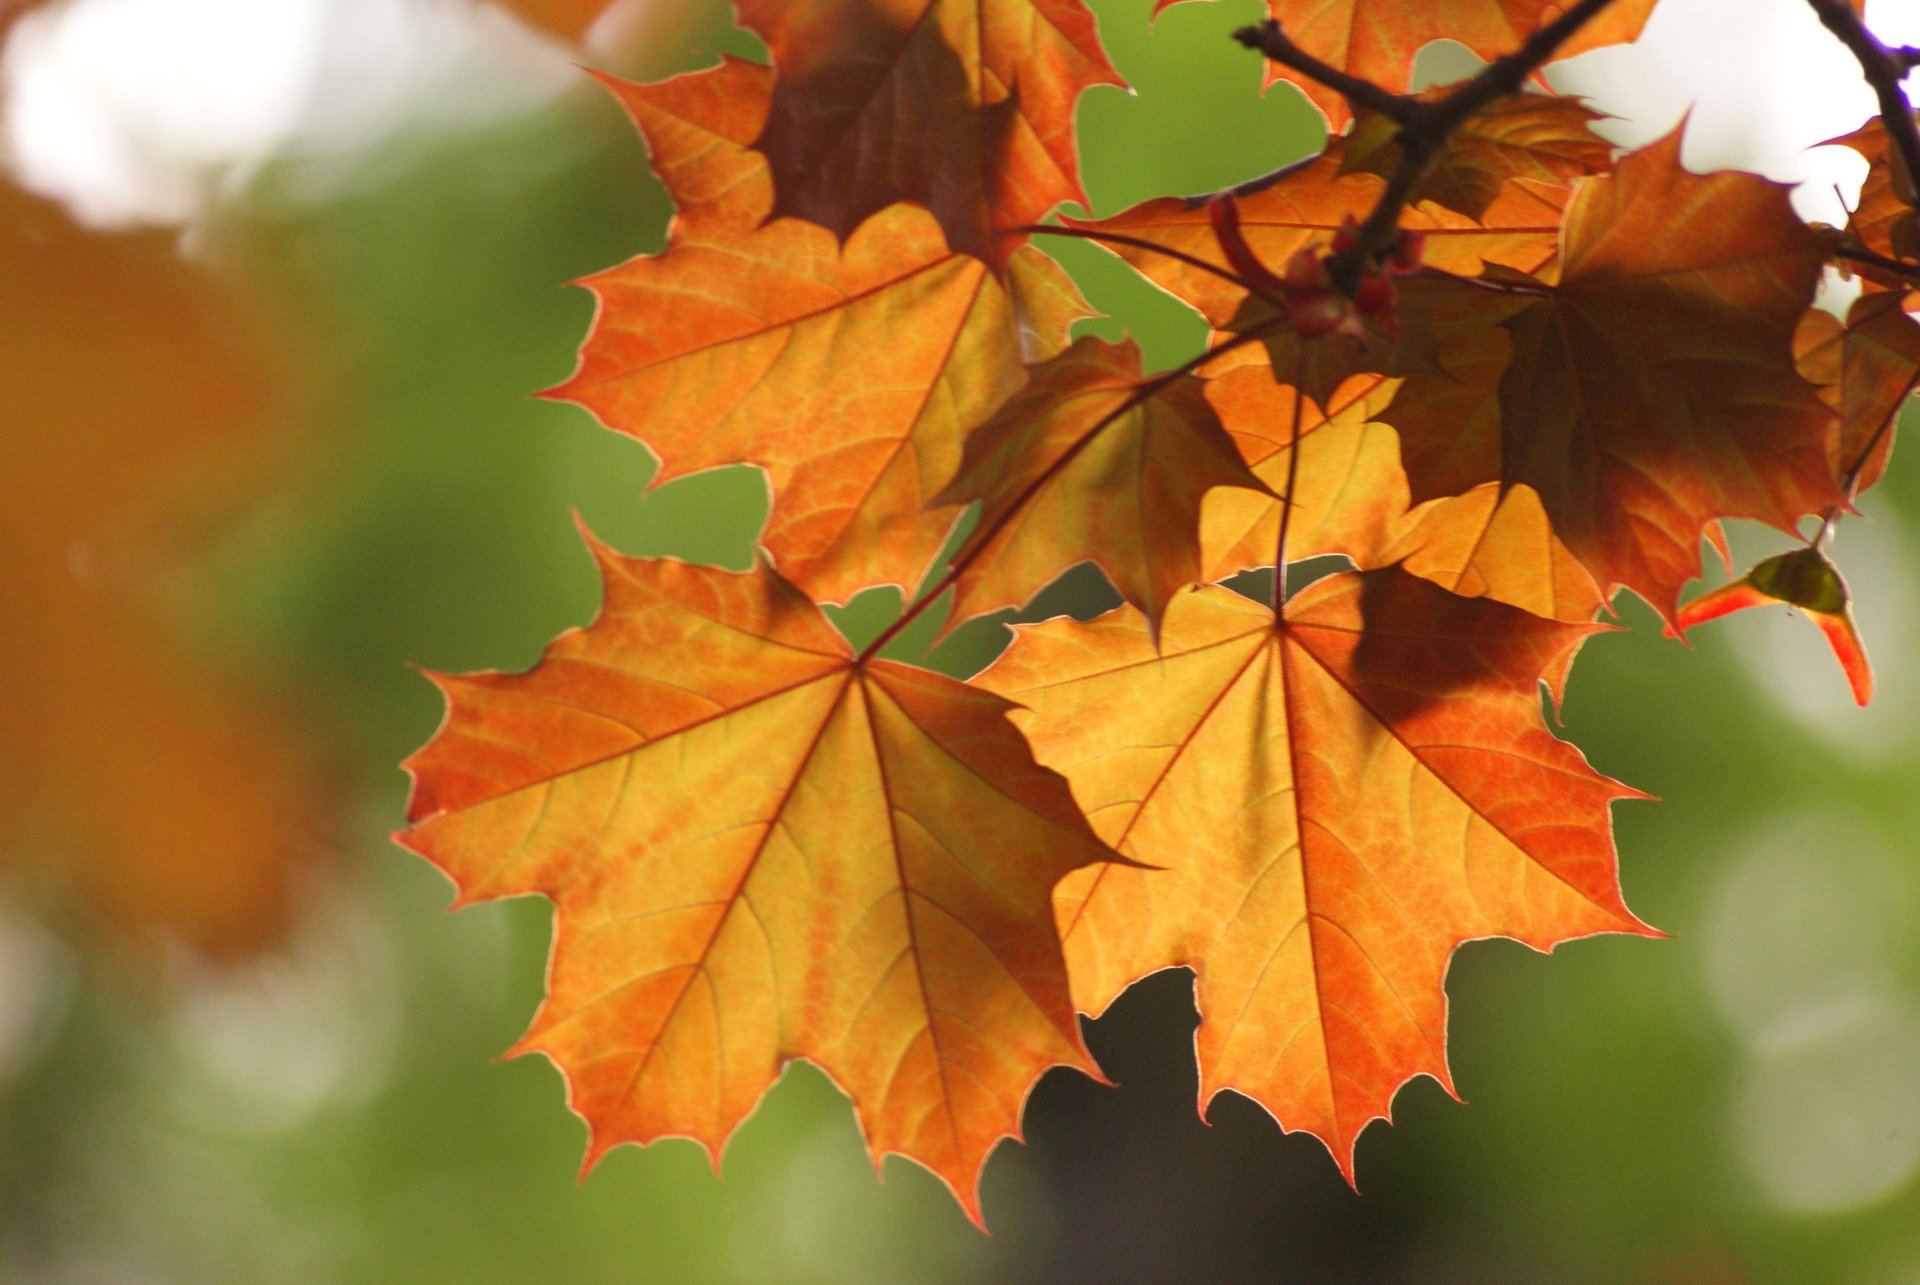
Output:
1019,224,1283,306
1835,241,1920,286
1271,355,1308,616
1231,22,1412,123
1806,0,1920,218
1237,0,1624,294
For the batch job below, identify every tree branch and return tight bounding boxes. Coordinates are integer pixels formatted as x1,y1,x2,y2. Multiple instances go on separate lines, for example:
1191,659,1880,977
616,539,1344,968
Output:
1834,240,1920,286
1236,0,1625,293
1807,0,1920,217
1231,22,1412,123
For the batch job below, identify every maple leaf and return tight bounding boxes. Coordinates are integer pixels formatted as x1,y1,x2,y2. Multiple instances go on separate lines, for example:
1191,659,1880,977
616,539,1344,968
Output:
735,0,1123,266
1795,292,1920,496
1066,153,1568,334
551,58,1091,605
1672,546,1873,705
398,537,1121,1222
980,571,1653,1176
1194,355,1604,627
0,178,314,955
1196,361,1409,578
1829,118,1920,270
1209,0,1656,132
1340,89,1614,221
933,335,1269,634
1386,129,1843,619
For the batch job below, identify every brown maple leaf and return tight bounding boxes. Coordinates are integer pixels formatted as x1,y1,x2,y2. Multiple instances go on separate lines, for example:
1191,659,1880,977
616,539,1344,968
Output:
980,570,1653,1177
398,538,1121,1223
933,335,1270,634
1387,128,1842,620
1209,0,1656,132
1795,292,1920,497
737,0,1124,266
1341,89,1614,221
550,58,1091,606
1828,117,1920,271
0,179,315,956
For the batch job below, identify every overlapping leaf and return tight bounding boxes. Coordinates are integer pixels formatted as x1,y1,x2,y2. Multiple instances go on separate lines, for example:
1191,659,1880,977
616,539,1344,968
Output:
1386,130,1842,619
736,0,1123,266
1066,153,1568,330
981,571,1652,1175
935,335,1268,632
1796,292,1920,496
399,542,1120,1222
1829,118,1920,271
1210,0,1656,131
551,58,1090,604
1196,353,1604,622
1341,90,1613,220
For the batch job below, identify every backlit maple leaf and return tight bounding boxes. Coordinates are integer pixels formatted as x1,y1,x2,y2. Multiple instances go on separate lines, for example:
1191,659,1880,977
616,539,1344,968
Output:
737,0,1123,266
934,335,1268,633
1673,546,1873,706
1387,128,1842,620
1212,0,1656,132
981,571,1653,1176
398,538,1121,1222
1341,89,1614,221
1795,292,1920,497
1194,352,1604,624
1829,117,1920,271
550,58,1091,605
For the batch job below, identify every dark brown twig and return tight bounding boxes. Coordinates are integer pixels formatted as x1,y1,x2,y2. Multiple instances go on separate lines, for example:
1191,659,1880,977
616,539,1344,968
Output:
1236,0,1624,294
1806,0,1920,217
1230,22,1412,123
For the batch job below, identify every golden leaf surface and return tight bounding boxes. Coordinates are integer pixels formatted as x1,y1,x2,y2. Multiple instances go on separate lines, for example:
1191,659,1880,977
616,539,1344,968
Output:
398,541,1120,1222
934,335,1268,633
980,572,1652,1175
551,58,1090,605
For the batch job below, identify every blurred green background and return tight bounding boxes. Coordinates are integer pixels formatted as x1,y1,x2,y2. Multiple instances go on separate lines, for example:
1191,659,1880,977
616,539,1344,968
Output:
3,0,1919,1280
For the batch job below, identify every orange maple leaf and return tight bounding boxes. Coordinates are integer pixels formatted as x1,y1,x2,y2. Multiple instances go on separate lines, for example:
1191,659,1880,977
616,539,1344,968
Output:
1828,117,1920,272
934,335,1270,633
980,570,1653,1177
1673,546,1873,706
398,538,1121,1223
1387,128,1842,620
0,179,315,956
1065,152,1568,333
1195,352,1605,624
550,58,1091,605
1795,292,1920,497
1340,89,1615,221
1210,0,1656,132
736,0,1124,266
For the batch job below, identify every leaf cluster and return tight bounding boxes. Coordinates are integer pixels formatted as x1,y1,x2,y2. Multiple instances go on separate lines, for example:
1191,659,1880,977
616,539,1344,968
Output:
398,0,1920,1225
